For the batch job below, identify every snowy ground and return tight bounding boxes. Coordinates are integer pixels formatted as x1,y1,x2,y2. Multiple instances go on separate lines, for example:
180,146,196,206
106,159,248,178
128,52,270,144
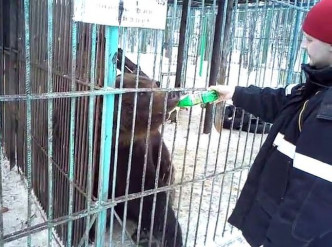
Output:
0,158,62,247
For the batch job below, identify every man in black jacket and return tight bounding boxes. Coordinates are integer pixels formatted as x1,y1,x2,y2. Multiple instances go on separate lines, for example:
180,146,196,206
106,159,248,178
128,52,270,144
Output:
211,0,332,246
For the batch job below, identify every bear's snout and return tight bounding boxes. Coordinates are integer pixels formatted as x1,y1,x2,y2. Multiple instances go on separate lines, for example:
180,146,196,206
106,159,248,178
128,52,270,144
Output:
166,91,180,112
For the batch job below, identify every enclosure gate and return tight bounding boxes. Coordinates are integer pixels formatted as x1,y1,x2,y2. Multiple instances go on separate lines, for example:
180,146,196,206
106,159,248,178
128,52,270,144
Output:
0,0,314,246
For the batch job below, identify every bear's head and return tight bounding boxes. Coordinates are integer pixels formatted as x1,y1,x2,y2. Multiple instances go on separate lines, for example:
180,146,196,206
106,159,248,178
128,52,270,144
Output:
114,73,179,145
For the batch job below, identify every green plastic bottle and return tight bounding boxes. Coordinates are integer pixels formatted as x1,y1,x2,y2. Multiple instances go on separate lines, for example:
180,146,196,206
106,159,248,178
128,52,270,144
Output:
177,90,219,107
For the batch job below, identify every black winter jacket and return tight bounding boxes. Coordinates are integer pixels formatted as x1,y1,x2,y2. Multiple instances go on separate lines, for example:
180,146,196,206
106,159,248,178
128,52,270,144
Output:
228,64,332,247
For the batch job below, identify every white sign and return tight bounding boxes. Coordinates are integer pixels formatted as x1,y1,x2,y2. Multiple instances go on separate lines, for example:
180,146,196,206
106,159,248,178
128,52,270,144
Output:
73,0,168,30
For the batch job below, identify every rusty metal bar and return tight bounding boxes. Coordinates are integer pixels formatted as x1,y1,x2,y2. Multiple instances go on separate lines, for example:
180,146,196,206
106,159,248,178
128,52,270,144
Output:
121,29,141,244
23,0,33,246
67,18,77,247
47,0,54,245
135,33,156,244
83,23,97,247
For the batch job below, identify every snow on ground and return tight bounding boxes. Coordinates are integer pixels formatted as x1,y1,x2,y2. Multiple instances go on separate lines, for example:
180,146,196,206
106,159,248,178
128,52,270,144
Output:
1,156,61,247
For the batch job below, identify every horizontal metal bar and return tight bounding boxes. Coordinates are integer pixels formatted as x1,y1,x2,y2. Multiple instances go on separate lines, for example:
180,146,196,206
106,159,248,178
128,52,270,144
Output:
0,87,207,101
2,164,249,243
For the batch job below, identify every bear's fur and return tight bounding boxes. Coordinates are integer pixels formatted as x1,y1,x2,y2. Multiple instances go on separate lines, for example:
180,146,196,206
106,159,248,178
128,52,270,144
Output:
92,73,182,247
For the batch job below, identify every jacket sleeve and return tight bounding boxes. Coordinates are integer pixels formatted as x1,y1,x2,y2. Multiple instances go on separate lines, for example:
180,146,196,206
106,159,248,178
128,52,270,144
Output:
232,85,292,123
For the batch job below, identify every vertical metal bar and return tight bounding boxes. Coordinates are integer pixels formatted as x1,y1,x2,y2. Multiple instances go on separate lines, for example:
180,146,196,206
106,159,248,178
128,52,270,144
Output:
251,0,267,88
279,0,292,87
136,67,154,246
203,0,217,89
157,28,165,83
274,4,286,86
191,1,205,89
161,129,178,246
67,20,77,247
235,0,248,87
205,106,226,242
149,33,178,246
159,12,176,242
286,9,303,85
165,1,178,89
47,0,54,245
194,111,217,247
268,1,278,84
152,30,158,79
0,148,4,247
23,0,32,246
121,29,141,244
229,114,250,235
0,137,4,247
184,109,205,246
299,1,310,68
61,6,70,236
0,1,3,242
96,26,118,247
245,0,259,87
180,0,192,88
182,1,207,245
192,2,227,237
256,1,269,88
213,109,236,239
0,0,3,137
227,120,254,235
261,3,276,87
109,27,126,247
84,23,97,247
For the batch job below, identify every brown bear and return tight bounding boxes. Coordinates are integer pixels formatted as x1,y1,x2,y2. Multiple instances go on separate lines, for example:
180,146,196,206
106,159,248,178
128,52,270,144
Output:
92,73,183,247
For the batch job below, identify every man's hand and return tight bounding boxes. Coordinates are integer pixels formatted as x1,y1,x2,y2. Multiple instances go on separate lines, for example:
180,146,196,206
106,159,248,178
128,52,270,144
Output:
209,85,235,102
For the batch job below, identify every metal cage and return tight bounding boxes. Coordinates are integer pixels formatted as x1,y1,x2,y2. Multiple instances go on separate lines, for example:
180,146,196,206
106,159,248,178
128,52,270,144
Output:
0,0,315,246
